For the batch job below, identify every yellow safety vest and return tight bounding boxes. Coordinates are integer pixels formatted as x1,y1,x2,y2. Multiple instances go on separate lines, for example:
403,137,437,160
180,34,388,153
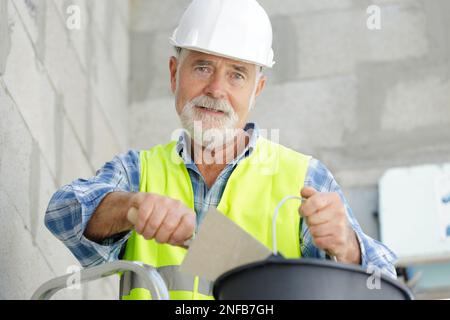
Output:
121,137,311,300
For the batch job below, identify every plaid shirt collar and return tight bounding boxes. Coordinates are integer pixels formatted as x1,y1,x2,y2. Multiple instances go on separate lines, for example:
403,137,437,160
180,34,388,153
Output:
176,122,260,168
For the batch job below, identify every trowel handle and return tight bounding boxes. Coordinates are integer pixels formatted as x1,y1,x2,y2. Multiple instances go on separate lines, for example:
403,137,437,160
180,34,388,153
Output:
127,207,139,225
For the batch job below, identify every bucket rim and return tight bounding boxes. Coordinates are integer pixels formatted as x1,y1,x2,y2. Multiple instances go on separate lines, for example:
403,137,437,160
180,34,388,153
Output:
212,257,414,300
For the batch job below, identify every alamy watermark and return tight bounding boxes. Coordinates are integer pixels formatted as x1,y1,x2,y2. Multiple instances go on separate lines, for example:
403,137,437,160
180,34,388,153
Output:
366,263,386,290
66,265,82,290
66,5,81,30
367,5,381,30
169,124,281,174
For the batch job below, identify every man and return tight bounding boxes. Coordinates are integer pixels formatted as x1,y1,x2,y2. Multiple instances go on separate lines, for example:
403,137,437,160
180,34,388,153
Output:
45,0,396,300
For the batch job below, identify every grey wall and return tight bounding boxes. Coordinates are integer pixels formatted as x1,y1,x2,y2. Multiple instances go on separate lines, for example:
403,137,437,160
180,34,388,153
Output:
0,0,129,299
128,0,450,241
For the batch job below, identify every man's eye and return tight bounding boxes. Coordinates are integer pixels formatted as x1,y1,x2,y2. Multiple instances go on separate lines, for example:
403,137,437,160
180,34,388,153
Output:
195,66,211,73
232,73,245,80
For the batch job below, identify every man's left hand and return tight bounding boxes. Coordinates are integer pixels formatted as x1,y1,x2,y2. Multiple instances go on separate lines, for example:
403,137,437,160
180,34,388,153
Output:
298,187,361,264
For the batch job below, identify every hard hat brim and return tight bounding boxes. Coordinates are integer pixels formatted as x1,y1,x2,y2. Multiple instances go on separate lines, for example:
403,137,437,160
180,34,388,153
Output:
169,37,275,69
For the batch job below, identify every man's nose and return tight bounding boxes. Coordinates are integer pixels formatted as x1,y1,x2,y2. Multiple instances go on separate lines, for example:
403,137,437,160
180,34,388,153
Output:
203,73,227,100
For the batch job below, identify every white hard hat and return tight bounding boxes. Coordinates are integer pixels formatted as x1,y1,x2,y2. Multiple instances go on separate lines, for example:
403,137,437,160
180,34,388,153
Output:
170,0,275,68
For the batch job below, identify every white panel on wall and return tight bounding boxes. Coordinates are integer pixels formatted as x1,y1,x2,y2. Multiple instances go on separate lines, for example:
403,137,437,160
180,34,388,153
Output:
379,163,450,266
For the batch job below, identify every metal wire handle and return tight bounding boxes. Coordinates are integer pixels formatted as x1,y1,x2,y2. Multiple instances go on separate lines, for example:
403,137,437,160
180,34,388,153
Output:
272,195,337,262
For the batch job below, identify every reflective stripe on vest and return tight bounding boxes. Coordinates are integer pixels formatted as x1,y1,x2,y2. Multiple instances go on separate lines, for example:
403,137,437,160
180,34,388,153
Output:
121,137,311,300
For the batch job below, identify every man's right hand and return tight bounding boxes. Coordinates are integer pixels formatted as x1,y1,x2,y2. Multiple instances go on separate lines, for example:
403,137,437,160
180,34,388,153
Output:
127,193,196,247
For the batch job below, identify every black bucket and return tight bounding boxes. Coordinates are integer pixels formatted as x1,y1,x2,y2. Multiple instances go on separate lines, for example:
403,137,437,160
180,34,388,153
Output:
213,256,413,300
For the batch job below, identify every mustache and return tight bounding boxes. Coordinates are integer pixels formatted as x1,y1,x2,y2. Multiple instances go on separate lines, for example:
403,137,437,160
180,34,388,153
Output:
189,95,233,114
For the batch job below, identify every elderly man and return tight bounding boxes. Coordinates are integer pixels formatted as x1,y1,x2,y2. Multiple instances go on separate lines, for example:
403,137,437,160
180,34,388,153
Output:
45,0,396,300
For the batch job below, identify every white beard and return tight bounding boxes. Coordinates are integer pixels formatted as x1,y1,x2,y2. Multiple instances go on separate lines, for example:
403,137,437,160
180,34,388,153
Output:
179,95,240,149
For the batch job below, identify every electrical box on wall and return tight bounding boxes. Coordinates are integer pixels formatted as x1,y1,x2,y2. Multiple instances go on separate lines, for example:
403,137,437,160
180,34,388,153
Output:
379,163,450,266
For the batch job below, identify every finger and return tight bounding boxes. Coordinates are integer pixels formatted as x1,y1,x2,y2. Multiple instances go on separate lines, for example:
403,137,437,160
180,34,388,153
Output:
300,193,333,218
134,199,155,234
312,235,336,252
308,223,335,238
141,204,167,240
168,213,196,245
305,206,337,226
301,187,317,199
154,209,184,244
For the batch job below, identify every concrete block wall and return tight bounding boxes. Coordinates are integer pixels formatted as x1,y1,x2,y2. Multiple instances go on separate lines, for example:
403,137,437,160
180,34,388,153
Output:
128,0,450,240
128,0,191,149
0,0,129,299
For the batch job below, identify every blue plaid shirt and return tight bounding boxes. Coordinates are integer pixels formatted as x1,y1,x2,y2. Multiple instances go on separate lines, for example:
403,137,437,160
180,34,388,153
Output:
45,123,397,278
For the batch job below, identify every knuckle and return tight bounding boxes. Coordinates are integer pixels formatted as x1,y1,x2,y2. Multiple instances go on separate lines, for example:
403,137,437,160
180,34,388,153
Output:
309,197,318,208
163,220,178,231
148,219,161,231
135,225,144,235
299,206,306,216
162,197,173,206
170,209,183,220
300,207,312,219
173,230,188,243
174,200,184,209
135,192,146,201
169,234,181,243
154,232,168,244
135,217,148,233
184,216,196,230
151,194,163,205
183,210,194,220
142,231,153,240
138,208,150,221
145,193,156,203
312,197,324,209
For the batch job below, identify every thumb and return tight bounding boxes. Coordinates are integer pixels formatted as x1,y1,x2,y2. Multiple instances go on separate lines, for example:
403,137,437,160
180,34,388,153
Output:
301,187,318,199
127,206,139,225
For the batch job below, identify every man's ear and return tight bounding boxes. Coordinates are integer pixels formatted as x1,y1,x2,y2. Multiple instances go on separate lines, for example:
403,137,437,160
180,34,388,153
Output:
255,75,267,98
169,56,178,94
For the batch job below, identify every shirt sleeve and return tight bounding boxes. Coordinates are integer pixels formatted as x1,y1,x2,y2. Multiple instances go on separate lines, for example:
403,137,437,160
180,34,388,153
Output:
44,150,141,268
300,158,398,279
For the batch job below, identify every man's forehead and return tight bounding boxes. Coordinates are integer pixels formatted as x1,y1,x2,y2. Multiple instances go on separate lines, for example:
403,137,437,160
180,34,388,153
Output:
184,49,255,69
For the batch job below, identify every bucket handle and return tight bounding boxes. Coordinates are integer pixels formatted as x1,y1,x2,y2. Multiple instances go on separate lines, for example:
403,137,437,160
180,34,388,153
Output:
272,196,337,262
